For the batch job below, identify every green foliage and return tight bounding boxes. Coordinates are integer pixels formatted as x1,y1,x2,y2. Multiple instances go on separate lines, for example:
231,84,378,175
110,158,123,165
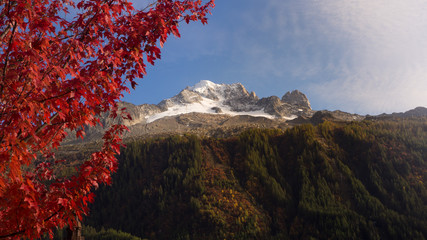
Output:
41,225,143,240
82,226,144,240
85,119,427,239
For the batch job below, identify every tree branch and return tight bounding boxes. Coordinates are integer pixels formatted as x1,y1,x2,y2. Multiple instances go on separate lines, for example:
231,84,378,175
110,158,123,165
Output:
1,20,17,83
141,0,159,12
0,24,11,40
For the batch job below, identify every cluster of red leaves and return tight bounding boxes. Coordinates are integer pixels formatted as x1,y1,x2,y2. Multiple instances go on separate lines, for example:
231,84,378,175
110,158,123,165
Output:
0,0,214,239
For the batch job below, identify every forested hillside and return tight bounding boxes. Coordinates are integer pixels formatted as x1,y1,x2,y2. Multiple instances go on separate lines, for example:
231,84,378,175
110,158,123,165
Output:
85,118,427,239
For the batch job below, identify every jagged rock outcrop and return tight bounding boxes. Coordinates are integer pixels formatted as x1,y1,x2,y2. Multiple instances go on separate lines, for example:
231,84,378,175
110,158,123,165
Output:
159,89,203,109
281,90,311,109
257,96,283,117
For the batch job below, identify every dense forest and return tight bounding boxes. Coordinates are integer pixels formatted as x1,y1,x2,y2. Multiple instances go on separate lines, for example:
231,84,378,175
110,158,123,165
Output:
84,118,427,239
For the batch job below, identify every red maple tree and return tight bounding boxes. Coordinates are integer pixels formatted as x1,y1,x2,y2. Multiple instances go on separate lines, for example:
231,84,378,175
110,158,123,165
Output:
0,0,214,239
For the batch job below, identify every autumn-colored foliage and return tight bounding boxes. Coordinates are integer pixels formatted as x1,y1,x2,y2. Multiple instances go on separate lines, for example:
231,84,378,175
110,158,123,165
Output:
0,0,214,239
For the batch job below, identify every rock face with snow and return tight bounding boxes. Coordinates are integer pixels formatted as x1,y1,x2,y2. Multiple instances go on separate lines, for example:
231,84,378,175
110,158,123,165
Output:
143,80,314,123
159,89,203,109
117,80,317,125
64,80,354,143
187,80,259,112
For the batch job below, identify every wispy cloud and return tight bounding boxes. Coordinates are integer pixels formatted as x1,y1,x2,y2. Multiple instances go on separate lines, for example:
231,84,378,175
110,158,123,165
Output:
125,0,427,114
230,0,427,114
305,0,427,114
228,0,344,95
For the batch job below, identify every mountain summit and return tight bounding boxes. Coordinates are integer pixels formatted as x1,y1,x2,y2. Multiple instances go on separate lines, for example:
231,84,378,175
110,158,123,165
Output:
188,80,254,101
144,80,313,123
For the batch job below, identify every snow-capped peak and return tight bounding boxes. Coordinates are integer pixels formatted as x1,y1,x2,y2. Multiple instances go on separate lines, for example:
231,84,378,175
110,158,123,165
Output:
141,80,312,123
188,80,220,94
187,80,250,101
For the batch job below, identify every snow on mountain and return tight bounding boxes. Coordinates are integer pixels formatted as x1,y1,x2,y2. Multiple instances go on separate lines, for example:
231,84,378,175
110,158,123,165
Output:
188,80,223,98
145,80,307,123
188,80,249,101
146,97,276,123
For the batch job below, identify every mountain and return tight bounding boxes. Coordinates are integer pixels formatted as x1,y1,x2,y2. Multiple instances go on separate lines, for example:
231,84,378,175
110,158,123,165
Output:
52,80,427,239
127,80,314,124
368,106,427,120
64,80,366,144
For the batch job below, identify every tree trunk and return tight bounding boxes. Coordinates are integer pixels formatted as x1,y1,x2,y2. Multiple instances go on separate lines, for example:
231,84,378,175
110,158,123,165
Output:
64,218,84,240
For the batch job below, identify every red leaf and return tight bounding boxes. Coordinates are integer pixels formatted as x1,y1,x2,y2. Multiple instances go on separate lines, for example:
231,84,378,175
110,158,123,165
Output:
0,0,214,238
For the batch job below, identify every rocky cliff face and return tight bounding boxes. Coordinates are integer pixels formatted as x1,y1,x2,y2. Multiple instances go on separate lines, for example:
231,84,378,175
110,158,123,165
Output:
282,90,311,109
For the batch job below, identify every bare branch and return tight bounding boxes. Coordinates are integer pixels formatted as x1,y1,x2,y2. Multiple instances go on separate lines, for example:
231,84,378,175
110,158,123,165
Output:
0,24,11,40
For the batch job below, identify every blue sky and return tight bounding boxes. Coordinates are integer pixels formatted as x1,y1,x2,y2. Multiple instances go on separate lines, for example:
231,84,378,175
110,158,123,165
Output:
123,0,427,115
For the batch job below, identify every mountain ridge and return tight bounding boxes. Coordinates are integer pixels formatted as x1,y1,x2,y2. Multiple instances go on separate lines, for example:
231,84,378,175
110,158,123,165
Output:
127,80,314,125
63,80,426,144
